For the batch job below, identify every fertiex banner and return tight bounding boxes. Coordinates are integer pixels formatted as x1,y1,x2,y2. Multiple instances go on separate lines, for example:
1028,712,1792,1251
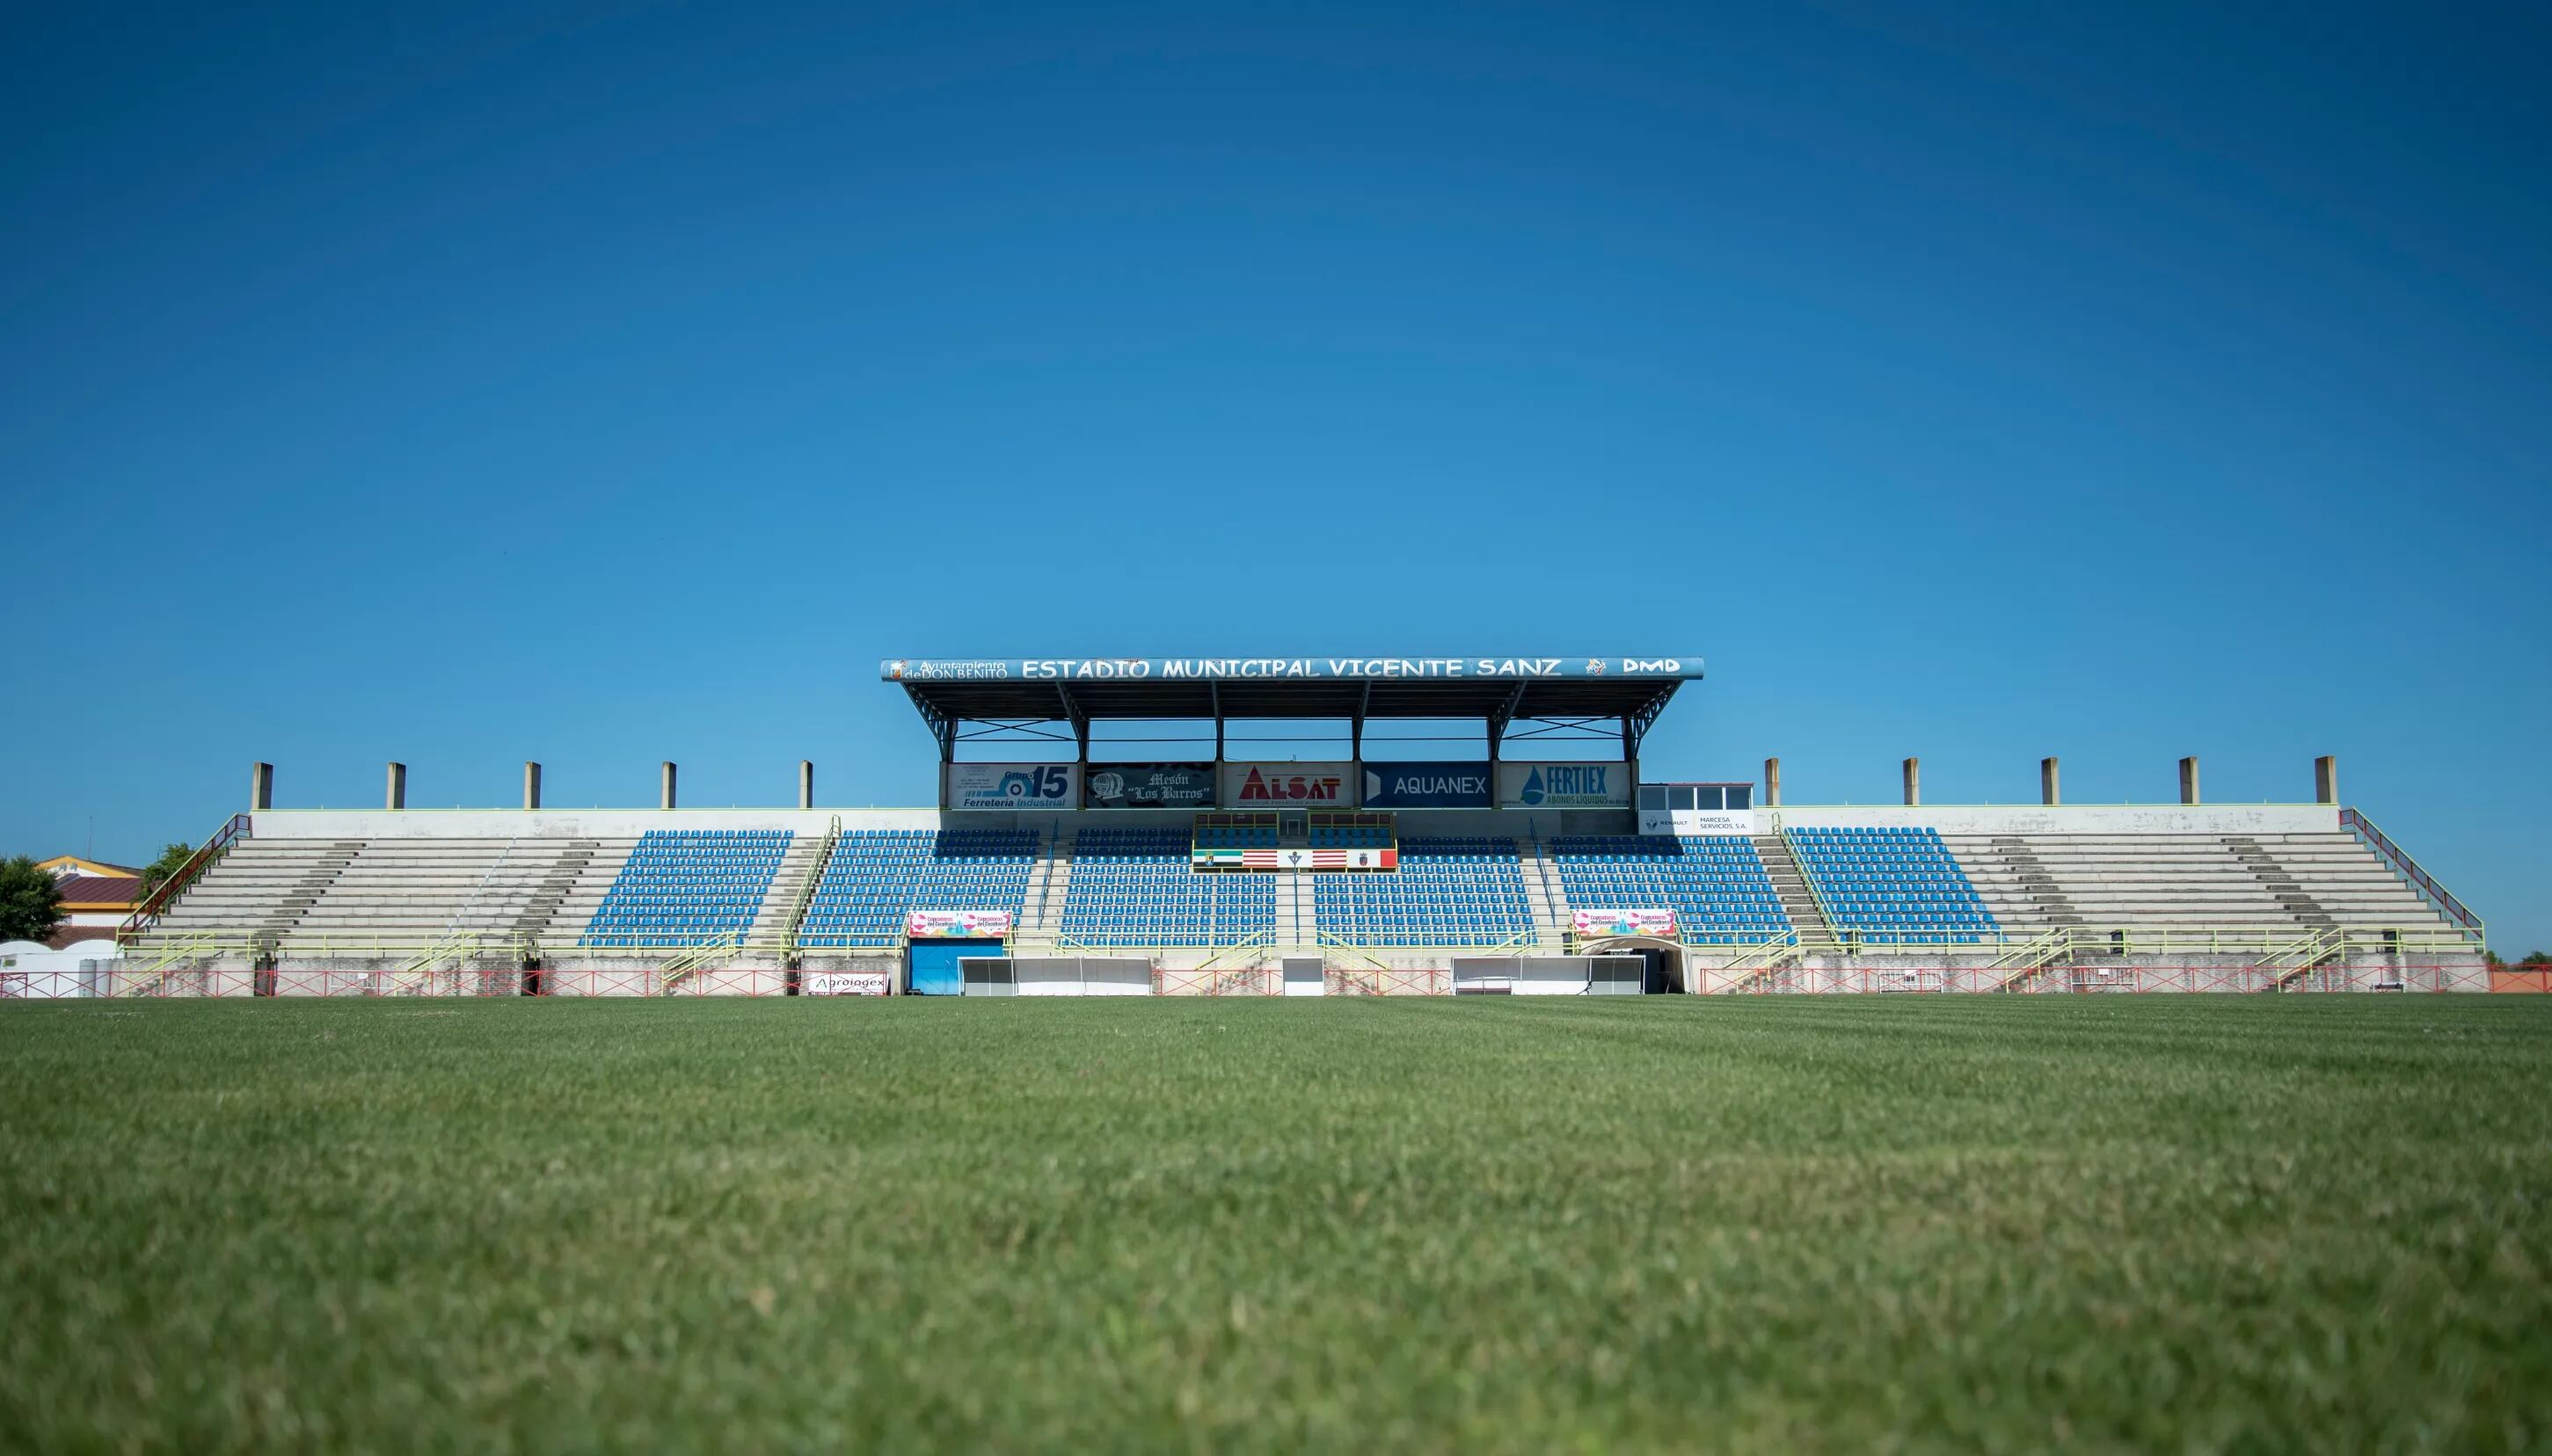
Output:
907,909,1014,939
1499,761,1631,809
1222,761,1355,806
1362,761,1494,808
1571,907,1680,939
944,762,1079,812
1084,762,1218,809
883,656,1706,682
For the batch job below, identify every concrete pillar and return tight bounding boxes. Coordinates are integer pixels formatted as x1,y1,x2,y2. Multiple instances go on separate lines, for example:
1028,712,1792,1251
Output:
386,762,406,811
2040,756,2060,806
251,762,273,812
2314,754,2337,805
2179,755,2199,805
798,761,814,810
523,761,543,811
1763,757,1782,808
660,761,678,811
1902,757,1920,807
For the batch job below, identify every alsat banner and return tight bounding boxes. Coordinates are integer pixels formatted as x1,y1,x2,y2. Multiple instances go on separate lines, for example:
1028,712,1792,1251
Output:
1084,763,1218,809
1498,761,1630,809
1362,761,1493,808
1221,761,1355,807
907,909,1014,939
1571,907,1679,939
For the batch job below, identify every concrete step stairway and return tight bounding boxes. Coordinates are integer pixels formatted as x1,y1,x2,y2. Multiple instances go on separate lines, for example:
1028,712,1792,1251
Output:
1021,831,1074,942
1976,837,2084,927
1272,872,1313,947
746,834,833,949
254,842,364,953
529,842,638,952
509,841,599,947
2223,837,2337,929
1517,838,1569,944
1754,834,1841,950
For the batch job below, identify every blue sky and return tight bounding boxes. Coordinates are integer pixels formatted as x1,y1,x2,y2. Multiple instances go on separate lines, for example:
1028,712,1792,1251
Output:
4,2,2545,948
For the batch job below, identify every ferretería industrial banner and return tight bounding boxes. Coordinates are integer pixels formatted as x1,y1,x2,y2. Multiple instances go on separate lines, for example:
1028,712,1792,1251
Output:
1498,761,1631,808
1361,761,1494,808
1221,761,1355,806
944,762,1080,812
1084,763,1218,809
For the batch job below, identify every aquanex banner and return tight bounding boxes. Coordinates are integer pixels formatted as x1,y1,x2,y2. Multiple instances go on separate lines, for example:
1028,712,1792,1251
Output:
1361,761,1494,808
883,655,1703,682
1084,762,1218,809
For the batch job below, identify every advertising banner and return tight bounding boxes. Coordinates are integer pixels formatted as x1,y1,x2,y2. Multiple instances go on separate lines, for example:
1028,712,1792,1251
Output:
1571,907,1680,939
1499,761,1631,809
1639,807,1755,837
1221,761,1355,807
1361,761,1494,809
805,972,891,996
944,762,1080,812
1084,762,1218,810
906,909,1015,939
885,656,1706,684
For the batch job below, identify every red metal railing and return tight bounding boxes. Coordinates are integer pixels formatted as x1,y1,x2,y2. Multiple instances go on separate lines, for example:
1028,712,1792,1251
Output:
116,814,252,945
2341,809,2482,936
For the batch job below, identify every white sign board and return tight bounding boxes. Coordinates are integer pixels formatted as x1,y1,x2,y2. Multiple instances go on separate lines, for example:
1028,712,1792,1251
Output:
944,763,1080,812
1499,761,1631,809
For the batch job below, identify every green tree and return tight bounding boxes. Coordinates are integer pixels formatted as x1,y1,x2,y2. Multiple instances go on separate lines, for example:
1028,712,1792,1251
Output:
2522,950,2552,969
136,842,195,897
0,856,65,943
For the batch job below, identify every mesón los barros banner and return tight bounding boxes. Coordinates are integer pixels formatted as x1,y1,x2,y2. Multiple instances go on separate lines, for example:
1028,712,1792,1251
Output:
1084,763,1217,809
1361,761,1493,808
1497,761,1631,809
944,762,1080,812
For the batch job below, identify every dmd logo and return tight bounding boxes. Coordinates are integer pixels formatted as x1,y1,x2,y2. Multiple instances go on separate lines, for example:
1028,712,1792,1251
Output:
1620,658,1681,673
1506,762,1622,808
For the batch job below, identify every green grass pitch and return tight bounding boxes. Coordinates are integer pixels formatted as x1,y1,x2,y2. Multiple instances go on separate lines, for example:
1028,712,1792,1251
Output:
4,996,2548,1451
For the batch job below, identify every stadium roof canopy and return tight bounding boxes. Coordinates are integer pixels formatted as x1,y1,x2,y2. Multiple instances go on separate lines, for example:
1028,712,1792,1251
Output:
882,655,1704,759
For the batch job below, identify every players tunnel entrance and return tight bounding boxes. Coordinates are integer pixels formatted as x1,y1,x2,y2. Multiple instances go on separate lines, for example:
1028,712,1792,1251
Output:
1575,937,1686,993
907,939,1003,995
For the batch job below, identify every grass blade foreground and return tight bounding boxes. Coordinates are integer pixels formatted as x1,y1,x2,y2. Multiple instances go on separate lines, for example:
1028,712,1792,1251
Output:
3,996,2548,1451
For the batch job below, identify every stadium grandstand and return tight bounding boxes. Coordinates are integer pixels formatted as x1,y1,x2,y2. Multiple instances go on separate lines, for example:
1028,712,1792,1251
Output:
47,653,2489,999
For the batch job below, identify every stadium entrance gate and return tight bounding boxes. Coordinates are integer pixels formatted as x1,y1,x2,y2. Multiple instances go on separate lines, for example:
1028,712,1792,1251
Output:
908,939,1002,995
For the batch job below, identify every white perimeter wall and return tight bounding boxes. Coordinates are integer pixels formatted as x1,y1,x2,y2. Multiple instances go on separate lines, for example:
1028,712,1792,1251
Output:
250,801,2341,841
1763,804,2341,835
